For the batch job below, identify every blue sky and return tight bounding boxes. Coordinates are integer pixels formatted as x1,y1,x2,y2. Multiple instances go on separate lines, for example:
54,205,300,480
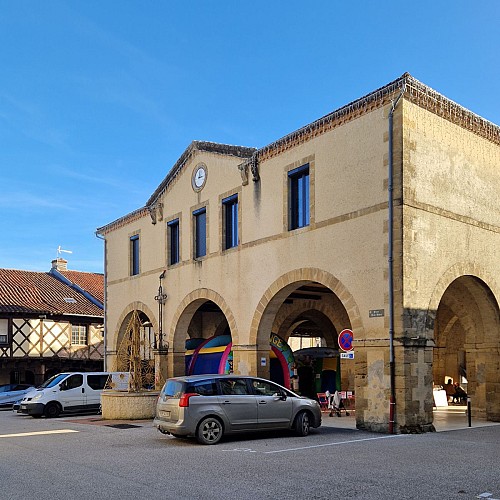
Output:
1,1,499,273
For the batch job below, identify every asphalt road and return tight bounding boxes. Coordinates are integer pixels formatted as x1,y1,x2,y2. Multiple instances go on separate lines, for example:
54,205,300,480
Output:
1,409,499,500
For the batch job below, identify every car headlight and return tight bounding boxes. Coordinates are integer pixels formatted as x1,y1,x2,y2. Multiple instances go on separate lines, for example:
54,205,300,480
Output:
31,393,42,401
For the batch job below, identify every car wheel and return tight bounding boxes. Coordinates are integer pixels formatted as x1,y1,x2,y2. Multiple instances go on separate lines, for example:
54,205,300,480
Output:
196,417,223,445
44,402,61,418
294,411,311,437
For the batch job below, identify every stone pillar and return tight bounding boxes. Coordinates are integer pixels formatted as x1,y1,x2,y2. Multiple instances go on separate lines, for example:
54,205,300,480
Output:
466,349,491,420
168,349,185,378
153,348,169,389
355,338,435,434
395,338,435,433
232,344,269,378
105,350,118,372
355,343,390,433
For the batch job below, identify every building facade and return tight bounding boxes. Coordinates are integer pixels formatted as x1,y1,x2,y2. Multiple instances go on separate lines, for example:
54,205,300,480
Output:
0,259,104,386
97,74,500,433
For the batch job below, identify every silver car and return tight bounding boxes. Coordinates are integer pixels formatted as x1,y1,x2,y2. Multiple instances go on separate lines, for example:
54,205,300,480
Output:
0,384,35,409
153,374,322,445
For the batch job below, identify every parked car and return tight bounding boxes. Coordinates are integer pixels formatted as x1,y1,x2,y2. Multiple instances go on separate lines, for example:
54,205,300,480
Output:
0,384,35,409
153,374,322,445
19,372,128,418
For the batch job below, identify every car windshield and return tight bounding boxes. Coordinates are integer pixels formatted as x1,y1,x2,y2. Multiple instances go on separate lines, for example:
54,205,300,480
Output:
40,374,68,388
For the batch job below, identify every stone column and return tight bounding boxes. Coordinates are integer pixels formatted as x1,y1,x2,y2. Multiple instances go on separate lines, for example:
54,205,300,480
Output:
153,348,169,389
105,350,118,372
232,344,269,378
395,338,435,433
168,349,186,378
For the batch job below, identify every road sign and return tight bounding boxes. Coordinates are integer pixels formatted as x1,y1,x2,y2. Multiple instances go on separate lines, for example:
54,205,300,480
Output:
340,352,354,359
338,329,354,351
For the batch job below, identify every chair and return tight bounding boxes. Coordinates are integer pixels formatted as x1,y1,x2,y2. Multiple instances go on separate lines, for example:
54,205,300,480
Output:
317,393,329,412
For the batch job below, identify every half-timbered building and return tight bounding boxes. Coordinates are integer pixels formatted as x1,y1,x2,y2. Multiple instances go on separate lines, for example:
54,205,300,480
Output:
0,258,104,385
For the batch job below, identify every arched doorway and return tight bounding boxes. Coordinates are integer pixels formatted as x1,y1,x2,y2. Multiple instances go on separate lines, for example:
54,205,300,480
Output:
251,270,361,404
171,293,235,378
115,309,156,390
184,300,232,375
171,294,295,386
433,275,500,420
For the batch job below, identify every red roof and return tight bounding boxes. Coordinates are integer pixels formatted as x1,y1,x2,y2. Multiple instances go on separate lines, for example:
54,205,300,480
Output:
0,268,103,317
58,270,104,304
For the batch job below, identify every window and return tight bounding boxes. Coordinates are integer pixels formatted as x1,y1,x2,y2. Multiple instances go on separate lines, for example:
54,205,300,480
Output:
130,234,140,275
185,379,217,396
71,325,87,345
288,164,310,230
87,374,109,390
0,319,7,344
251,379,286,397
218,378,251,396
167,219,180,265
64,374,83,390
193,207,207,258
223,194,238,250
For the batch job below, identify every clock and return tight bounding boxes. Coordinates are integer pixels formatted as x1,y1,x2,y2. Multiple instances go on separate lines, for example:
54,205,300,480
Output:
192,163,207,191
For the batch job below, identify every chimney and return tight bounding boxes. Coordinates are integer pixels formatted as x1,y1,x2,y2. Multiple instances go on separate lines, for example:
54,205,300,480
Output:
51,258,68,272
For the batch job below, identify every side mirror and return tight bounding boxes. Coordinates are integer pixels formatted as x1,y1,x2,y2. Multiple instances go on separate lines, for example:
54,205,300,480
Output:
59,382,67,391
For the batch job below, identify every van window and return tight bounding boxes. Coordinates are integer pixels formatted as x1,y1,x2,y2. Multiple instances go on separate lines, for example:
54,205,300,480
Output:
65,374,83,390
87,375,109,390
185,379,217,396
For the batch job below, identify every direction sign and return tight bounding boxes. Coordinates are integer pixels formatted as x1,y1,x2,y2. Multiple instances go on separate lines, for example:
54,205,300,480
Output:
338,329,354,352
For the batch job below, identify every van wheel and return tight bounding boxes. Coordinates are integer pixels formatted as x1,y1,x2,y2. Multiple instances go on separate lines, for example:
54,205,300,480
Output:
197,417,223,445
44,402,61,418
294,411,311,437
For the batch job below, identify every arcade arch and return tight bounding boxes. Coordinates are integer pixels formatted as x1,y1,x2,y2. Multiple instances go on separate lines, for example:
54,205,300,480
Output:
114,307,156,389
169,290,237,377
431,274,500,421
250,269,362,399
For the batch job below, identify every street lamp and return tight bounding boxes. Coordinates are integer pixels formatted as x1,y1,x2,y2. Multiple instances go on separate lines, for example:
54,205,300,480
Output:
154,271,168,351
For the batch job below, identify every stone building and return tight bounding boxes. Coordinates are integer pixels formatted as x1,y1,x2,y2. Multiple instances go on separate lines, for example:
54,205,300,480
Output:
0,259,104,385
96,73,500,433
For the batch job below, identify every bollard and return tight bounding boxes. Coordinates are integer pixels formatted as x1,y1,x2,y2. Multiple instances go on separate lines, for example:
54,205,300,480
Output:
467,397,472,427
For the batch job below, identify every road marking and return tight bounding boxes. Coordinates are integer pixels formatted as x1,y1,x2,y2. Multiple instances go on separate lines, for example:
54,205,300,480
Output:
263,434,405,454
0,429,79,439
222,448,257,453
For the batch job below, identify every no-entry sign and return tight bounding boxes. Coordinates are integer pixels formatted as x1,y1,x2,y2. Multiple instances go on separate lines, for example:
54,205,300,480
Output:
338,329,354,352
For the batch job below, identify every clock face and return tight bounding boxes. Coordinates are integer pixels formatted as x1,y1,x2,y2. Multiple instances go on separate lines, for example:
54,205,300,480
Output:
192,164,207,190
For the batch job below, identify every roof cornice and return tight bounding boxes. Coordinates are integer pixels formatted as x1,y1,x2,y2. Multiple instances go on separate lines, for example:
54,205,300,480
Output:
96,206,149,236
255,73,500,163
96,73,500,236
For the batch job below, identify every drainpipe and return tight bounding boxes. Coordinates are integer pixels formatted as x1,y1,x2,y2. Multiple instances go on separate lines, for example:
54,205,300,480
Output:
96,232,107,372
388,84,405,434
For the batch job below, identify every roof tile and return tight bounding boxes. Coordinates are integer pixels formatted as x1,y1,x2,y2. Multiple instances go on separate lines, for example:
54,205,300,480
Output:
0,268,103,317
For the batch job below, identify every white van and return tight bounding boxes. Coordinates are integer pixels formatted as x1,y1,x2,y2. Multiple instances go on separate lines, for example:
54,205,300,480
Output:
19,372,128,418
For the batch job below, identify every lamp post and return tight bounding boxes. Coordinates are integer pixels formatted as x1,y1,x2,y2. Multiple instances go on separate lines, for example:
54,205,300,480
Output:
154,271,168,351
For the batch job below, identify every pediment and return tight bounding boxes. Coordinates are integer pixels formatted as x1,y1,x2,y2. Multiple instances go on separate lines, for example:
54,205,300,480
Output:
146,141,255,211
